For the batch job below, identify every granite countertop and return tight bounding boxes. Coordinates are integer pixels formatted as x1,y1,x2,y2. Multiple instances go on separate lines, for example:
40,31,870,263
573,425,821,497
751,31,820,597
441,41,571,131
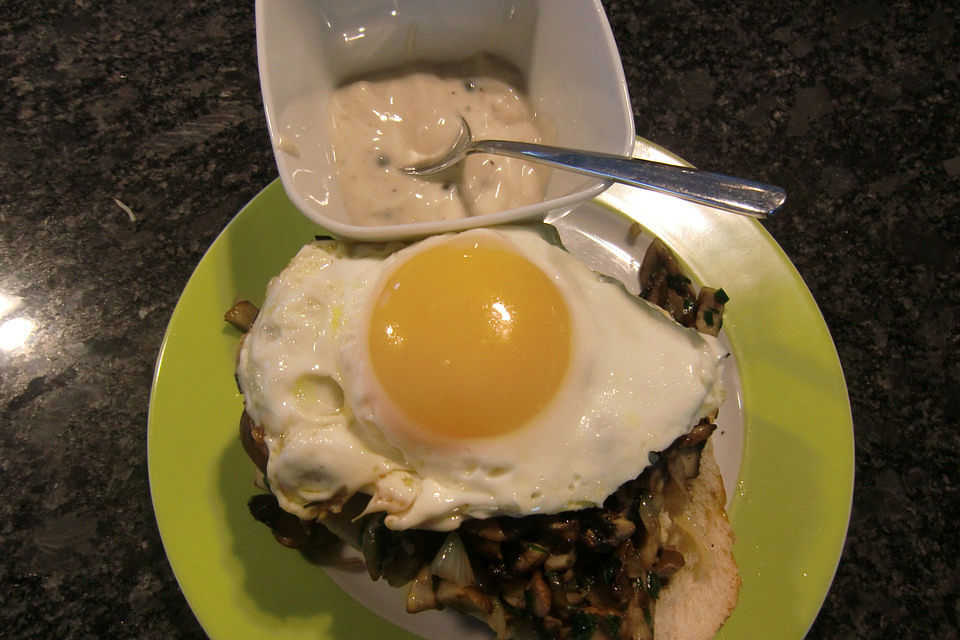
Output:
1,1,957,638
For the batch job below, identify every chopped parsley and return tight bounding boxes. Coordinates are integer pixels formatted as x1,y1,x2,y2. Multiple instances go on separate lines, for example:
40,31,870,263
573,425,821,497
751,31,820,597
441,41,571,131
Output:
525,542,550,554
714,288,730,304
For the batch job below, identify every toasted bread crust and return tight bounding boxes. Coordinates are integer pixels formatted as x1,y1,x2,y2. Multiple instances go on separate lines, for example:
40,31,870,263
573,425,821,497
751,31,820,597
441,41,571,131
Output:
654,442,740,640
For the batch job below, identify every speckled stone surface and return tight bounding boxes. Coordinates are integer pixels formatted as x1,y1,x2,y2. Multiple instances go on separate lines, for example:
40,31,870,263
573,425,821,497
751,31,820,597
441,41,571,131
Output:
0,1,957,638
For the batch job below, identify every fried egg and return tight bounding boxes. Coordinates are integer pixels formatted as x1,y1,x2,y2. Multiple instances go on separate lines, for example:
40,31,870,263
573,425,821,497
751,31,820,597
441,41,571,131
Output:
236,227,726,531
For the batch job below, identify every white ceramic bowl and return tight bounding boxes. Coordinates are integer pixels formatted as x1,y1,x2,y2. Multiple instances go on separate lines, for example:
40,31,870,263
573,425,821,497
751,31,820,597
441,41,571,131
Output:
256,0,634,241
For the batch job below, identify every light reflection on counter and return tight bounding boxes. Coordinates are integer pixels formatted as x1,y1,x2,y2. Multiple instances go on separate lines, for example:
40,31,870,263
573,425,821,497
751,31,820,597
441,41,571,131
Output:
0,317,34,352
0,292,34,352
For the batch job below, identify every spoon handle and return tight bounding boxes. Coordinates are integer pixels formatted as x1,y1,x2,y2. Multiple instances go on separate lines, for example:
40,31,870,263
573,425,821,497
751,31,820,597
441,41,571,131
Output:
469,140,786,217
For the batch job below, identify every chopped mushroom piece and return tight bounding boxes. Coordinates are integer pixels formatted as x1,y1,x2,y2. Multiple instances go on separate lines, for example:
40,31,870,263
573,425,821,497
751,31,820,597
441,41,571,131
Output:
406,564,437,613
246,493,337,550
666,288,696,326
513,543,549,573
542,615,563,635
638,238,695,320
527,570,552,618
583,515,636,551
473,537,503,560
541,517,580,546
544,571,572,609
638,239,668,293
462,518,508,541
361,514,386,581
500,583,526,609
674,419,716,448
693,286,726,336
544,549,577,572
224,300,259,331
653,548,685,578
644,272,669,308
382,531,430,587
435,579,494,615
638,239,728,336
238,411,268,474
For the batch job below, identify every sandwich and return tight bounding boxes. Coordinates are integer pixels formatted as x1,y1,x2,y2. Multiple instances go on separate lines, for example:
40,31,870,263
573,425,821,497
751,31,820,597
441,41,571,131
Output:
226,229,740,639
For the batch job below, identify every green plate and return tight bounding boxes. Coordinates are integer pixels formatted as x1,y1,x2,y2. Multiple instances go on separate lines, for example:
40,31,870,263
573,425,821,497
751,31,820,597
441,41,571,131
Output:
148,144,853,639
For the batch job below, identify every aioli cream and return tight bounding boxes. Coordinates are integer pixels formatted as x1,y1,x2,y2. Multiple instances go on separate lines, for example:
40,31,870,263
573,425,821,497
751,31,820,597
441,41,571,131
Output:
328,55,550,226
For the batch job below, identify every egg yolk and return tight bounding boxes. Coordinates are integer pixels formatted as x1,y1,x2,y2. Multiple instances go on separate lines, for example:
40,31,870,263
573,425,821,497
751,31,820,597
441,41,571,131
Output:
368,237,571,439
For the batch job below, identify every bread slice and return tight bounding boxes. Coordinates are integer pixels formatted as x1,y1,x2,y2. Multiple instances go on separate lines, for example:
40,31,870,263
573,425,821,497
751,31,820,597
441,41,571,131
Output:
655,442,740,640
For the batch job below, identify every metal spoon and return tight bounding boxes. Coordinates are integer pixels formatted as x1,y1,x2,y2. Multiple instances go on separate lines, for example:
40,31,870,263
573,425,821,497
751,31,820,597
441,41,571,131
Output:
403,118,786,217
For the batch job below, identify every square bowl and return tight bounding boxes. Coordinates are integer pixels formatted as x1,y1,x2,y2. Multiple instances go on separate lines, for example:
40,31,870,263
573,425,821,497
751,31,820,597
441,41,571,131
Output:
255,0,635,241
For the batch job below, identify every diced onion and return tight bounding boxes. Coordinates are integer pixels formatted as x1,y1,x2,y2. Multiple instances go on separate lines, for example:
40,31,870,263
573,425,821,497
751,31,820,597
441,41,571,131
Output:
637,495,661,533
430,532,475,586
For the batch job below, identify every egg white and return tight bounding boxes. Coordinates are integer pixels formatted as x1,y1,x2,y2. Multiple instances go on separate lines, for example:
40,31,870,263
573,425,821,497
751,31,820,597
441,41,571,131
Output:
236,227,726,531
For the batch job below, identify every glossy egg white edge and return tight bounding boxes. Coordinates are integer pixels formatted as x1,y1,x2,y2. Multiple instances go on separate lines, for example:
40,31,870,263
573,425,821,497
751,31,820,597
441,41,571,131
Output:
297,208,744,640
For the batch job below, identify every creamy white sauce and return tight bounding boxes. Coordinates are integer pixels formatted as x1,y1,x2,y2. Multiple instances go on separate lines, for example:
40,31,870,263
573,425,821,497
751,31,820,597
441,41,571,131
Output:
328,55,550,226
